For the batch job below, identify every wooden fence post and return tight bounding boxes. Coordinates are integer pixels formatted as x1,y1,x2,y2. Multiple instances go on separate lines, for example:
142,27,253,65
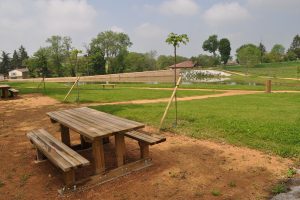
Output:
265,80,272,93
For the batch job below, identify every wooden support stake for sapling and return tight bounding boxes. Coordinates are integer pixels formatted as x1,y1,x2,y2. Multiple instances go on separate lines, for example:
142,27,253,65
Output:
159,76,182,130
63,76,80,102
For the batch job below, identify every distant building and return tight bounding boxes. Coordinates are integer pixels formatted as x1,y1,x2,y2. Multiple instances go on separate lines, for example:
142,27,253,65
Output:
8,68,29,79
168,60,196,69
0,74,4,81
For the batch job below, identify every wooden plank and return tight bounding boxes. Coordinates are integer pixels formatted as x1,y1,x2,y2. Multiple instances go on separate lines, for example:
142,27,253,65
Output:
47,112,99,139
125,131,166,145
38,129,89,166
60,124,71,146
27,129,90,171
92,138,105,174
115,134,126,167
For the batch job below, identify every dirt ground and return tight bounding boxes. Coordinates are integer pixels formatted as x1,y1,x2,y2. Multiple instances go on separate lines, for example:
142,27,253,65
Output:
0,94,294,200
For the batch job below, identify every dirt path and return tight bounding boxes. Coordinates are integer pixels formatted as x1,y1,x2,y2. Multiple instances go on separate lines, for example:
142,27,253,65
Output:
0,94,293,200
83,90,263,106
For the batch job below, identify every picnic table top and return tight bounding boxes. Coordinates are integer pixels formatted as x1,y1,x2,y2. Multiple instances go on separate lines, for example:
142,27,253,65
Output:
0,85,10,89
47,107,145,140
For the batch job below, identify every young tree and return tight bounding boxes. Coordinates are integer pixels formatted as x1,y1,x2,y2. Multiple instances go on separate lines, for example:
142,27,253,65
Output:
218,38,231,64
0,51,11,75
289,34,300,59
166,32,189,126
90,31,132,74
202,35,219,56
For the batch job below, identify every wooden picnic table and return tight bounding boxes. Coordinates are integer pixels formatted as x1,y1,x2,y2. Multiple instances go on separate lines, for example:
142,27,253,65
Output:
0,84,11,98
47,107,145,174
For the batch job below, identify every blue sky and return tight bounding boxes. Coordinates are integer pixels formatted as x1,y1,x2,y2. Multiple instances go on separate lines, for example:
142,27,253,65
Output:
0,0,299,57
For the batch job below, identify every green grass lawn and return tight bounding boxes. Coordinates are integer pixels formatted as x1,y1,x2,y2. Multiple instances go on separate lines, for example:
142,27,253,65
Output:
223,61,300,78
6,82,220,103
91,93,300,157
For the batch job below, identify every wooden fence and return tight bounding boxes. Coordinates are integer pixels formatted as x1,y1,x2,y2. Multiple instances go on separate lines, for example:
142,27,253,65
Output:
7,70,180,83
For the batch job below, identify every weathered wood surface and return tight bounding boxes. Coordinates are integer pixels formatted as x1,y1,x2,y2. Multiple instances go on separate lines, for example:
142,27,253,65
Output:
47,107,145,140
27,129,90,172
125,130,166,145
0,84,11,98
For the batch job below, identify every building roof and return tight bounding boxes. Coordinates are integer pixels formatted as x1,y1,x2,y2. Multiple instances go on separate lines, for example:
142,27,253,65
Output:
169,60,195,69
10,68,29,73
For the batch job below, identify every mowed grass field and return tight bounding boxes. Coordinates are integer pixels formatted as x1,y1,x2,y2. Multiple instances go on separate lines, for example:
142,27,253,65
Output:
92,92,300,157
223,61,300,78
6,82,220,103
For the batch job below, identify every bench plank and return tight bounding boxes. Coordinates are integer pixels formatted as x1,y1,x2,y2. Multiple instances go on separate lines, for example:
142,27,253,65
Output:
125,130,166,145
27,129,90,172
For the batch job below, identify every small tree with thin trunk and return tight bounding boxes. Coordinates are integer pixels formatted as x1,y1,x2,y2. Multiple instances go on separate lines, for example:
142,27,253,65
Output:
165,32,189,126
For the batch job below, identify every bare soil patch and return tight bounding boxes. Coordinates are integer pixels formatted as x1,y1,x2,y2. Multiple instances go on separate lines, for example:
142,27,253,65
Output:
0,94,293,200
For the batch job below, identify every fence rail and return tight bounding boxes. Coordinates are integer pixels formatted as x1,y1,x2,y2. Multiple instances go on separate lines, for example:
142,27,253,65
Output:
7,70,181,83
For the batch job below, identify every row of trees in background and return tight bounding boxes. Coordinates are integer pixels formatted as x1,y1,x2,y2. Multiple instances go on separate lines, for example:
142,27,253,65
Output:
1,32,299,78
237,35,300,66
0,46,28,75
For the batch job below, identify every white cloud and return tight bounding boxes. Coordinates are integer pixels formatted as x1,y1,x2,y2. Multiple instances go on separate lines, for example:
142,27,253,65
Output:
203,2,250,26
247,0,300,10
159,0,199,16
0,0,97,54
110,26,124,33
134,23,167,39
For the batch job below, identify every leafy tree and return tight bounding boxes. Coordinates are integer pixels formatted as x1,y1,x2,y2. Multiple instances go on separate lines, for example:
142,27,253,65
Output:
11,50,21,69
123,51,157,72
26,48,50,78
46,35,73,77
165,32,189,126
271,44,285,55
289,34,300,58
218,38,231,64
0,51,11,75
90,31,132,74
18,45,29,64
285,50,298,61
202,35,219,56
236,44,261,73
66,49,83,77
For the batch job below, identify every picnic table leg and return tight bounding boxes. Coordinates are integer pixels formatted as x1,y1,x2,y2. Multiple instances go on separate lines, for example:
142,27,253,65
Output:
63,169,75,186
92,138,105,174
115,133,126,167
2,88,8,98
138,141,149,159
80,135,91,149
60,124,71,146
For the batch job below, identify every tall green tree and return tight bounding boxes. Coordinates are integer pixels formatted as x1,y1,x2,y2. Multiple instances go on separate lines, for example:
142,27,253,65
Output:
46,35,73,77
258,42,266,63
26,48,50,78
18,45,29,64
90,31,132,74
218,38,231,64
11,50,21,69
166,32,189,126
0,51,11,75
289,34,300,58
202,35,219,56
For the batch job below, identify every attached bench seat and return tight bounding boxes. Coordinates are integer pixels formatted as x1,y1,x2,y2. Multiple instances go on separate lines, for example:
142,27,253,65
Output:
27,129,90,186
124,130,166,159
8,88,19,97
